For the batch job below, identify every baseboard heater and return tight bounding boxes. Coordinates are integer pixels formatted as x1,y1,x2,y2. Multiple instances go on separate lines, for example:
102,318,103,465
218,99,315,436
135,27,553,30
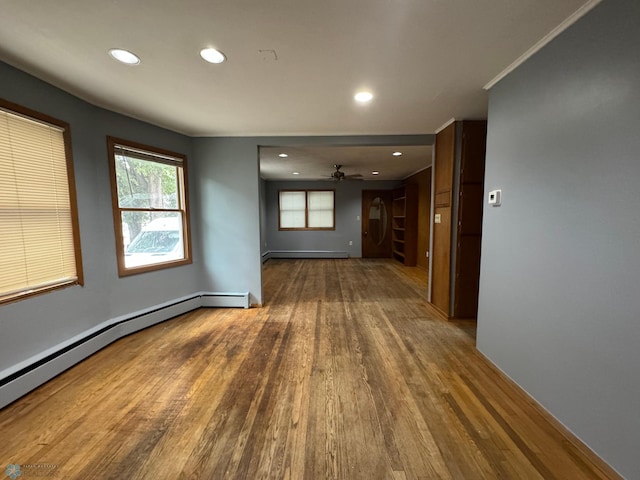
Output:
0,291,249,409
201,292,250,308
268,250,349,259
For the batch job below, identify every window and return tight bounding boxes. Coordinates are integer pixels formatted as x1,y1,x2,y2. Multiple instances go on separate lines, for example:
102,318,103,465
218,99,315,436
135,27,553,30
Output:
279,190,335,230
107,137,191,276
0,99,83,304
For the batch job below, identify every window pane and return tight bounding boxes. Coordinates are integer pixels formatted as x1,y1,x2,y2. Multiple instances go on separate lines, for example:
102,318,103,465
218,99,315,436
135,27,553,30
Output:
115,154,179,209
278,190,334,230
280,211,306,228
280,191,306,228
308,210,334,228
122,212,184,269
308,191,334,210
108,137,191,276
308,191,334,228
280,191,305,210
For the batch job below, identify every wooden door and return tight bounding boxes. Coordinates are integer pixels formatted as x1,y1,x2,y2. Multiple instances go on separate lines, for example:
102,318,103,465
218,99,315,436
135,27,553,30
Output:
431,123,456,316
362,190,392,258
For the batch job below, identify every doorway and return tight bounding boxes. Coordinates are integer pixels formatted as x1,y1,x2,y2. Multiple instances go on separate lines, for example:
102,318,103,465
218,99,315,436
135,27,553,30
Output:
361,190,392,258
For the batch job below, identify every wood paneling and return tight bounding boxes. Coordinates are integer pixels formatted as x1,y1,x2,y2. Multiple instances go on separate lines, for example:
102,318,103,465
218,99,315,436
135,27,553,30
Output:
434,190,450,207
454,120,487,319
432,123,456,316
432,120,487,319
0,259,619,479
404,167,431,270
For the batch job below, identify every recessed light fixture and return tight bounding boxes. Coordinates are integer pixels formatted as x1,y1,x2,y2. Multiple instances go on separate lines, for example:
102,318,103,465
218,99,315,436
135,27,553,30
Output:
392,151,403,156
200,48,226,64
278,153,288,158
372,171,380,175
109,48,140,65
292,172,300,175
354,91,373,103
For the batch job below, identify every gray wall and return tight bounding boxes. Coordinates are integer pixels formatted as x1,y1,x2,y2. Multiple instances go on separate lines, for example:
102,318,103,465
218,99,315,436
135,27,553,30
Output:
265,180,401,257
0,62,200,377
476,0,640,477
192,138,263,305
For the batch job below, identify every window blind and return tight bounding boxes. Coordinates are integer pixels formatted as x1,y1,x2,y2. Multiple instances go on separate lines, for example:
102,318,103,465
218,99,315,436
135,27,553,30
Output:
308,191,334,228
278,190,335,230
279,191,306,228
0,106,79,302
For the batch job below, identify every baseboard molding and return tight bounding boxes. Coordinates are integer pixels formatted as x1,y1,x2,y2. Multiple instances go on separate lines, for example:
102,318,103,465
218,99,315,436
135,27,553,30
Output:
0,291,249,409
475,350,623,480
268,250,349,259
261,251,271,263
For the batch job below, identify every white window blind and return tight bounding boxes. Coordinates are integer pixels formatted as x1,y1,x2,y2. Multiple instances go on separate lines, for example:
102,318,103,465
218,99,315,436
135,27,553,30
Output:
308,191,334,228
0,105,80,303
279,191,306,228
279,190,334,230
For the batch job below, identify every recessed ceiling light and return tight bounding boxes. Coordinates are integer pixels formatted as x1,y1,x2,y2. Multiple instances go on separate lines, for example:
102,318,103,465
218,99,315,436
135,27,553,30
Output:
292,172,300,175
354,91,373,103
200,48,226,64
109,49,140,65
392,151,403,156
278,153,288,158
372,171,380,175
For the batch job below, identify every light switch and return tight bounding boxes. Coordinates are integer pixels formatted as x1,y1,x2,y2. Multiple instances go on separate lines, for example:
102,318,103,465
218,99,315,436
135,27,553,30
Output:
434,214,441,224
488,189,502,206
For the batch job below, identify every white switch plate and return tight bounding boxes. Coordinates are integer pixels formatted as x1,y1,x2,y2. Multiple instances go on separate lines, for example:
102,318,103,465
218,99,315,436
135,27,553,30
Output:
488,189,502,206
434,214,441,224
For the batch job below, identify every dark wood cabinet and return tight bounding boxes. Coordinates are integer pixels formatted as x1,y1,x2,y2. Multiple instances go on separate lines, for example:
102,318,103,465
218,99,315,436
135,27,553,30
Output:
431,120,487,319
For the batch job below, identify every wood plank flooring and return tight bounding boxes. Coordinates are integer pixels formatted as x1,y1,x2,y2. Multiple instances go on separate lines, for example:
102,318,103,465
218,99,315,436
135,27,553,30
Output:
0,259,620,479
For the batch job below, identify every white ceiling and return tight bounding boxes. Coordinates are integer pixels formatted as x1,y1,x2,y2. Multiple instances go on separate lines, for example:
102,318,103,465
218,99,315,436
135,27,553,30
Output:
0,0,594,179
260,145,432,181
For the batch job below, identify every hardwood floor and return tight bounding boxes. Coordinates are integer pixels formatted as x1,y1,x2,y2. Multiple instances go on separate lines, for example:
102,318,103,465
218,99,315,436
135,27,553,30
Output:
0,259,619,479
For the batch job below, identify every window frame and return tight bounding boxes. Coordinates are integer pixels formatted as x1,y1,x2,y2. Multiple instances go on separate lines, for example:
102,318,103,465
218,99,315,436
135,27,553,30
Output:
278,189,336,231
106,136,192,277
0,98,84,305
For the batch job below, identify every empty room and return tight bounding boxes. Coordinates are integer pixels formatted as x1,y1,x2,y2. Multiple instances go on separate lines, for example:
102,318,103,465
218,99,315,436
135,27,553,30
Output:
1,0,638,478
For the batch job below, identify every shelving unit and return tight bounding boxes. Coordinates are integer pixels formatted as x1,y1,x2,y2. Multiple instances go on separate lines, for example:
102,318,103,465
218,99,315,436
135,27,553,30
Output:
391,185,418,266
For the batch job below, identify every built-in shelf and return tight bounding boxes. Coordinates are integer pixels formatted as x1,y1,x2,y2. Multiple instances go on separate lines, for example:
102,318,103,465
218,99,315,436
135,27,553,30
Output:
391,185,418,266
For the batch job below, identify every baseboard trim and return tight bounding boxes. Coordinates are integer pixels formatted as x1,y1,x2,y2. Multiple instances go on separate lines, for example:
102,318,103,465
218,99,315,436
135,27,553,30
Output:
0,290,250,409
268,250,349,259
475,350,623,480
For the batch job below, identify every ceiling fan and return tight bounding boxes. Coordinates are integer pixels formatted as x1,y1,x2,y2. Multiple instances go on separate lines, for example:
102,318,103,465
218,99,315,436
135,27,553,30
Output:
330,164,363,181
